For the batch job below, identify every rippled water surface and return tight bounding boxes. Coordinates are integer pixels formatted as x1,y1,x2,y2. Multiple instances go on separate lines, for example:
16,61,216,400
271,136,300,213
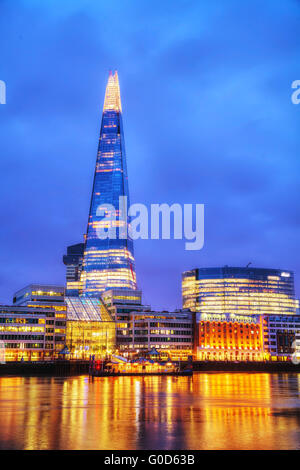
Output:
0,372,299,449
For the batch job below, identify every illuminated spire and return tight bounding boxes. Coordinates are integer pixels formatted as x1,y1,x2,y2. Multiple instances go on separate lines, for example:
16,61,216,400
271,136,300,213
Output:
103,70,122,112
80,70,137,297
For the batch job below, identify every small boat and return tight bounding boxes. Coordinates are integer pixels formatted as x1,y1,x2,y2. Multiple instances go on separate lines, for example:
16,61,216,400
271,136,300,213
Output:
89,358,193,377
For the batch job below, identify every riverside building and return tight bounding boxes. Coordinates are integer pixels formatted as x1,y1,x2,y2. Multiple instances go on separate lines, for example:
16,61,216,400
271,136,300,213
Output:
183,267,300,362
13,284,67,358
182,266,299,316
0,305,51,361
101,288,193,360
120,309,193,361
11,284,116,360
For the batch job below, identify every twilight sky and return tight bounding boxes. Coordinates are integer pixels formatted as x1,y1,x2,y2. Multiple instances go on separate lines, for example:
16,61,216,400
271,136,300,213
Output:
0,0,299,310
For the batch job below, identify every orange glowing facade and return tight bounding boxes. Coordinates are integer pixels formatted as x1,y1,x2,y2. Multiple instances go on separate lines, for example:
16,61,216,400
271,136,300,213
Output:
194,313,264,361
185,267,300,362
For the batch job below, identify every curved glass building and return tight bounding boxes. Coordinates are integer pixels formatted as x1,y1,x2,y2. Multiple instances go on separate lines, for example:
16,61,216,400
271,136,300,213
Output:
182,266,299,316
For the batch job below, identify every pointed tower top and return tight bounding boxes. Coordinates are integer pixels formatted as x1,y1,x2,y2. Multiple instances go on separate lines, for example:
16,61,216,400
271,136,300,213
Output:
103,70,122,112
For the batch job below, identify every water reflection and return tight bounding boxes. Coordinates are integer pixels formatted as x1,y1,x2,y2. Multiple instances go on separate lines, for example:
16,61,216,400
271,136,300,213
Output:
0,373,299,449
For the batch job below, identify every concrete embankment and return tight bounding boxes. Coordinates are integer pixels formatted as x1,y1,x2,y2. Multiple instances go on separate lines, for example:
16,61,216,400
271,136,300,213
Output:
0,360,90,376
192,361,300,372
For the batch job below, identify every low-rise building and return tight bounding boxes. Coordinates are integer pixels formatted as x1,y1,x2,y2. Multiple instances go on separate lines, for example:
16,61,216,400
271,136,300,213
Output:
194,313,264,361
13,284,67,357
101,288,193,360
0,305,52,361
261,314,300,361
193,312,300,362
120,309,193,360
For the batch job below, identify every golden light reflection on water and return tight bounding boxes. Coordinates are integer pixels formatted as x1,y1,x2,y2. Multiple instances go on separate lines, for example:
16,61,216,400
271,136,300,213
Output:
0,373,299,449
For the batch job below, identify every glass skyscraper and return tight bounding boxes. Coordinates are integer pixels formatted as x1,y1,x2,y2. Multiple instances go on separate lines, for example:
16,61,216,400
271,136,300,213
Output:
80,71,137,297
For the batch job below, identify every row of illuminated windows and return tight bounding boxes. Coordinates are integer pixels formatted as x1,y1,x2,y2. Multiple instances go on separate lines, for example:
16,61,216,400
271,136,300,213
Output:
0,335,44,340
149,330,192,336
119,343,191,351
0,326,44,332
200,328,260,335
186,282,294,289
197,306,296,312
200,320,257,326
31,291,64,297
197,300,297,307
149,322,192,328
149,337,192,343
120,329,192,336
182,287,294,295
196,294,296,300
183,280,293,287
0,317,45,324
4,343,44,349
27,304,66,313
113,296,140,301
120,337,192,343
198,346,261,351
117,319,191,326
191,292,296,299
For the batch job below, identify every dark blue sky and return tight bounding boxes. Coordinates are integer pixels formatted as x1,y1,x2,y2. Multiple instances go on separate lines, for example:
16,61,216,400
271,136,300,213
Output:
0,0,299,310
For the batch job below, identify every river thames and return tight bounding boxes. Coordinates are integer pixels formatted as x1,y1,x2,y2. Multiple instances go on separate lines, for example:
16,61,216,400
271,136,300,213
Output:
0,372,299,450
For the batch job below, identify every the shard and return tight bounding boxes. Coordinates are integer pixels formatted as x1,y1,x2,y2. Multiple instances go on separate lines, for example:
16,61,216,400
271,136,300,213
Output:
80,71,137,297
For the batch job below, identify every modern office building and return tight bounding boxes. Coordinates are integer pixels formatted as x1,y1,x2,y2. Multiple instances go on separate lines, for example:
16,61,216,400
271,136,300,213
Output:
65,296,115,359
182,266,299,316
184,266,300,362
0,305,51,361
102,288,144,319
63,243,84,296
80,70,137,297
261,314,300,361
102,288,149,342
101,288,193,359
118,309,194,360
13,284,67,357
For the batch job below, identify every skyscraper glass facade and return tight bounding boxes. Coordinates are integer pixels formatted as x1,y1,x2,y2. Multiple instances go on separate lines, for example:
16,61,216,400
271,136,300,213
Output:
80,71,137,297
182,267,299,316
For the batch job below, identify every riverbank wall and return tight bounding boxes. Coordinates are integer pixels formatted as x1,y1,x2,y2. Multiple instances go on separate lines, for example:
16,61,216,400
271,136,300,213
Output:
192,360,300,372
1,360,300,376
0,360,90,376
